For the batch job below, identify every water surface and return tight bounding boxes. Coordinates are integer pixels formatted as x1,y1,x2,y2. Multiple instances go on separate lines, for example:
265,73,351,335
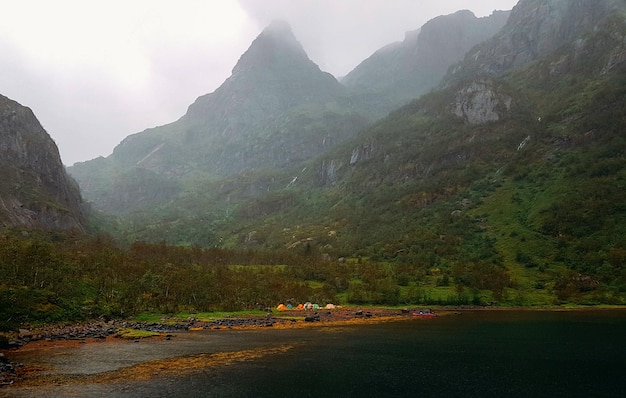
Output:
3,310,625,397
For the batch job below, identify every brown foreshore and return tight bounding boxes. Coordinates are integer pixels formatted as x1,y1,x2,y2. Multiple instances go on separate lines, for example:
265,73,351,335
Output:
4,306,437,344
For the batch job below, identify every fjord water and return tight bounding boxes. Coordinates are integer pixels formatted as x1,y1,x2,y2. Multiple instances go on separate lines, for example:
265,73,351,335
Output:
4,310,626,397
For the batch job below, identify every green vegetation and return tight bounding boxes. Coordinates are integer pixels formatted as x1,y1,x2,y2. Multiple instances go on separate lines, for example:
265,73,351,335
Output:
116,328,160,339
2,216,624,332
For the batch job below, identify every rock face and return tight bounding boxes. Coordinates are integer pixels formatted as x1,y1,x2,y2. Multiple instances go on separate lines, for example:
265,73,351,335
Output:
0,95,85,231
447,0,626,80
342,10,510,114
452,80,512,125
444,0,626,125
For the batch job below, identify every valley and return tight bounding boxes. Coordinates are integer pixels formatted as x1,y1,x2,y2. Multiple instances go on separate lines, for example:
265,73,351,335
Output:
1,0,625,338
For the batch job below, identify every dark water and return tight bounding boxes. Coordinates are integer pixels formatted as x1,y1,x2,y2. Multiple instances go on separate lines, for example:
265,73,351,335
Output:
4,310,626,397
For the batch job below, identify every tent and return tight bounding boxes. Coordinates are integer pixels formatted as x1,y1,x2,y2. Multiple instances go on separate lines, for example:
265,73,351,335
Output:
286,303,293,309
276,304,287,310
304,302,313,310
312,303,320,309
325,303,336,309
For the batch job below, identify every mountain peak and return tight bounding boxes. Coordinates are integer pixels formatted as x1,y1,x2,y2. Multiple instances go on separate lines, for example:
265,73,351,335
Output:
183,18,343,124
262,19,294,37
231,20,310,76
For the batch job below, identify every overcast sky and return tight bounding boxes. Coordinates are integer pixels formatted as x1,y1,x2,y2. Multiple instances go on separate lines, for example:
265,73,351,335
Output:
0,0,518,166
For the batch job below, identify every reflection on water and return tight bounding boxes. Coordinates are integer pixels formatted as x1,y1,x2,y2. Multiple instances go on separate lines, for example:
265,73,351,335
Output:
3,310,626,397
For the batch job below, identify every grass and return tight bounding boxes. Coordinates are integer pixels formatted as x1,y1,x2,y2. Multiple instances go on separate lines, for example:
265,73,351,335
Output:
134,310,269,324
227,264,287,271
116,328,161,339
468,176,568,306
307,280,325,289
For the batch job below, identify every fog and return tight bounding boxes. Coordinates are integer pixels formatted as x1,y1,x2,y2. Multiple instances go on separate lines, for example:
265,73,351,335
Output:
0,0,517,166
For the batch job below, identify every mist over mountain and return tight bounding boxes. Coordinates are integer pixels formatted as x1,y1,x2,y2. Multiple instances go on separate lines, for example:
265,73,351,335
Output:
70,20,370,214
69,11,513,217
0,94,85,231
342,9,510,115
186,20,344,124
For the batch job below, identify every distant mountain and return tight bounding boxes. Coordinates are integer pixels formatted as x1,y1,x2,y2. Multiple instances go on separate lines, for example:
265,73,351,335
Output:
70,20,370,214
0,95,86,231
342,9,510,115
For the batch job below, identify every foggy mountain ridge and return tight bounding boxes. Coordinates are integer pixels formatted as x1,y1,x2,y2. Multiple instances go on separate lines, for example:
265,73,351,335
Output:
68,10,512,215
342,9,510,116
69,20,360,214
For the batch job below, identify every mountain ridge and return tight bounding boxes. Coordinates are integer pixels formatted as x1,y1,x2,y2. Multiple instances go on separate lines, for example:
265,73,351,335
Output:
341,9,510,115
69,11,514,216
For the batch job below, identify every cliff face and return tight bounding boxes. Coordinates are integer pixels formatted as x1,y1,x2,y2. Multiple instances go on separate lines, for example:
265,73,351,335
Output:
0,95,85,231
447,0,626,80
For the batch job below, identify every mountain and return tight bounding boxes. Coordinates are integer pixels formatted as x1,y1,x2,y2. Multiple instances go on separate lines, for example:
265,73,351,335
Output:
58,0,626,305
0,95,86,231
341,9,510,115
69,20,370,214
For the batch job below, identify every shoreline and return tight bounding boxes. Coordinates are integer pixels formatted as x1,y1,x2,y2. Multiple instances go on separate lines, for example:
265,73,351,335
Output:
2,307,417,348
2,306,625,388
4,305,625,348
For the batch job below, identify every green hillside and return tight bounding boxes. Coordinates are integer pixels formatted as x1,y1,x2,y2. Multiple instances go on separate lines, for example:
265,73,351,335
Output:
80,9,626,308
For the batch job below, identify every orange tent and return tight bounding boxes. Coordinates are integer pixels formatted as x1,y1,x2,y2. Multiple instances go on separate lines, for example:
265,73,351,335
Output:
276,304,287,310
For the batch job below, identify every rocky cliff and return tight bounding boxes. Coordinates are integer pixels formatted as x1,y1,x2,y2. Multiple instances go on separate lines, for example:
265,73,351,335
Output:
443,0,626,128
446,0,626,81
0,95,86,231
